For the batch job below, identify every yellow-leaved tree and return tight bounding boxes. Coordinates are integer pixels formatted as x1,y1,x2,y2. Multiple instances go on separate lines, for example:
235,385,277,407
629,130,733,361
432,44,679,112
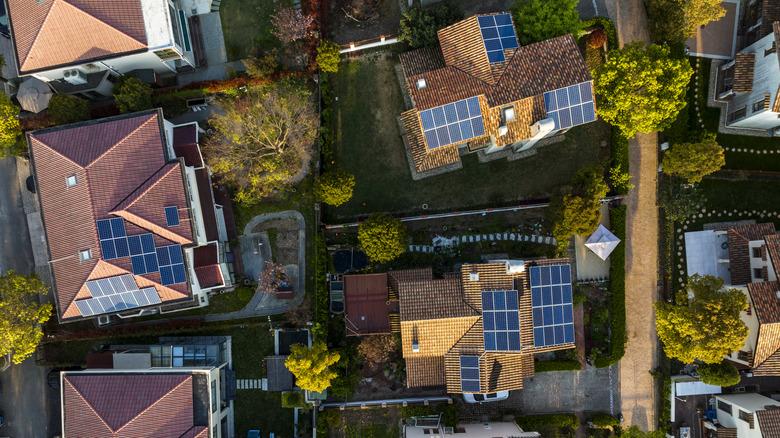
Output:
655,274,748,364
0,271,53,364
285,341,340,393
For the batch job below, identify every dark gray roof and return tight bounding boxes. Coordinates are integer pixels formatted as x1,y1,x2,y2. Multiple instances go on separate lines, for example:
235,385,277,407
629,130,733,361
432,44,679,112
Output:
266,356,293,391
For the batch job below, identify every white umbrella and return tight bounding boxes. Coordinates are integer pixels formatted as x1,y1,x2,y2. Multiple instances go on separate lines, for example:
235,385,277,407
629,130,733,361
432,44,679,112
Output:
17,77,53,113
585,224,621,261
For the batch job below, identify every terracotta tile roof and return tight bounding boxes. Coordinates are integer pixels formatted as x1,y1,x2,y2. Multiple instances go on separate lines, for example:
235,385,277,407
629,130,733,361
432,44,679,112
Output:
398,277,478,321
765,234,780,276
714,427,737,438
195,168,219,242
28,111,197,321
406,67,491,111
180,427,209,438
8,0,147,74
734,53,755,93
437,15,496,85
173,125,204,168
405,356,446,388
400,109,461,173
399,46,445,77
344,273,392,335
400,317,480,357
748,280,780,371
62,373,202,437
757,407,780,436
192,243,224,289
727,223,776,285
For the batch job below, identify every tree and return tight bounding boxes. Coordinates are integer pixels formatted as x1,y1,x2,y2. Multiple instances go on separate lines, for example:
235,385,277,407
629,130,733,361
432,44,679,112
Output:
113,76,153,113
316,40,341,74
48,94,90,125
608,163,634,193
271,7,314,45
399,3,462,48
0,93,21,157
358,335,398,366
550,167,608,253
512,0,581,45
698,361,741,387
648,0,725,43
358,214,407,263
243,51,279,79
285,341,340,392
587,28,608,49
662,134,725,183
316,170,355,206
655,275,748,364
594,44,692,137
202,81,317,204
620,427,667,438
0,271,53,364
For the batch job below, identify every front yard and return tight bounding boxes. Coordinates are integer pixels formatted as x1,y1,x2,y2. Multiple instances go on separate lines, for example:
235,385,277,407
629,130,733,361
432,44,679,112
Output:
327,51,611,222
218,0,292,60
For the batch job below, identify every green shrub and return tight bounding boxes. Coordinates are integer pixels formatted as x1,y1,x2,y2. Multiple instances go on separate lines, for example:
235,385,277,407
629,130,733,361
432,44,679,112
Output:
316,170,355,206
582,17,617,50
517,413,578,430
534,359,581,372
316,40,341,74
594,205,626,367
48,94,90,124
358,214,407,263
0,93,21,157
313,233,329,340
280,391,307,408
590,412,620,428
114,76,153,113
400,404,458,428
698,361,740,387
512,0,581,45
153,89,204,118
399,2,462,48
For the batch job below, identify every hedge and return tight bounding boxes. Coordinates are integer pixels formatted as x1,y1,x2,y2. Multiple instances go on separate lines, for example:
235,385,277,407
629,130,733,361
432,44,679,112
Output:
589,412,620,428
517,413,579,430
582,16,617,50
534,359,582,372
594,205,626,367
281,391,307,408
314,233,329,338
400,404,458,428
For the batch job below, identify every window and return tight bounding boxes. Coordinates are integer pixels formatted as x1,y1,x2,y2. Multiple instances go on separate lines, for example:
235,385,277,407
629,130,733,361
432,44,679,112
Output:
739,409,754,428
164,206,180,226
211,379,218,413
754,268,764,279
168,5,183,47
728,107,747,123
178,9,191,52
502,106,515,123
79,249,92,261
718,399,733,414
753,99,766,113
753,247,762,258
66,175,77,187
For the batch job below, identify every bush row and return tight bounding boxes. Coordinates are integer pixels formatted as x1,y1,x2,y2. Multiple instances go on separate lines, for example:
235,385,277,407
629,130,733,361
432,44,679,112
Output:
516,413,579,430
313,233,329,339
534,359,582,372
594,205,627,367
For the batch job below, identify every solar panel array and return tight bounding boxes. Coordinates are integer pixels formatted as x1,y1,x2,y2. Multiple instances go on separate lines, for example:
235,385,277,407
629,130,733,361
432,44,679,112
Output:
165,206,180,226
530,264,575,347
477,14,518,63
97,218,129,260
482,290,521,351
420,97,485,149
76,274,162,317
157,244,187,285
129,234,158,275
460,355,480,392
543,82,596,130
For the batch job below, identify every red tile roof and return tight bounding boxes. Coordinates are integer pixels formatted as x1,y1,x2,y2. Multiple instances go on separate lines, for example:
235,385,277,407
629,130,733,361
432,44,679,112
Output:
173,125,204,168
727,223,776,285
8,0,148,74
193,243,224,289
62,373,203,437
344,273,392,335
29,111,196,320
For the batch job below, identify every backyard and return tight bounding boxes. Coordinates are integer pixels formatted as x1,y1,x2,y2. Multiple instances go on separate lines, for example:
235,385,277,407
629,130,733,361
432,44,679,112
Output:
327,51,611,222
218,0,292,61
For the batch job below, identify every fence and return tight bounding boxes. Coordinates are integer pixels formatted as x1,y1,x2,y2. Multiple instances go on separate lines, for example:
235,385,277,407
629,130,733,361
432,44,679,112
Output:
339,35,400,54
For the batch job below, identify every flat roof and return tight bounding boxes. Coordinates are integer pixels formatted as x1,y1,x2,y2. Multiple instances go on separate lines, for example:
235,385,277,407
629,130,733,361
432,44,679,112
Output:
685,1,740,60
344,273,391,336
685,230,731,284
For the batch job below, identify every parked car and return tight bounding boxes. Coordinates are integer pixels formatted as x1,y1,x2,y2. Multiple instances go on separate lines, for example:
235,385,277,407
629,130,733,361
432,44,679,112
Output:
463,391,509,403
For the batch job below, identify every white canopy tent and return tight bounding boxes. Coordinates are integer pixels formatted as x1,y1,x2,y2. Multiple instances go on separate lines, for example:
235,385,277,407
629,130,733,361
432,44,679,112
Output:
585,224,621,261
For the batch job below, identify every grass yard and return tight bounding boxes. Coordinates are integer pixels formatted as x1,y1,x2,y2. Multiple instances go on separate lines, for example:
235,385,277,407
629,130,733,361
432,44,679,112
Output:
218,0,291,61
328,52,610,222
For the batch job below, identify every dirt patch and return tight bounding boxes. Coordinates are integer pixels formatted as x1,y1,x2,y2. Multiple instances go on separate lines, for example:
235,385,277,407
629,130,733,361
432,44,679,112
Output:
329,0,401,44
252,218,300,265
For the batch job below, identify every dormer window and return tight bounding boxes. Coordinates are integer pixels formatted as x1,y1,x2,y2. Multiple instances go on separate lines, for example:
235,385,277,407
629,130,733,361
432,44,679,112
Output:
66,174,77,187
79,249,92,261
503,106,515,123
164,206,180,226
416,78,427,90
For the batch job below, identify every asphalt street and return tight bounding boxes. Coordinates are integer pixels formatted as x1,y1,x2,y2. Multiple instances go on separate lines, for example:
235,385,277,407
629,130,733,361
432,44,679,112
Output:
0,157,58,438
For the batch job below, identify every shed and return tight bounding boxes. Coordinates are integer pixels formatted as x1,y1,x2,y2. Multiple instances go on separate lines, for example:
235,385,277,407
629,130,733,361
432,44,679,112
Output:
265,356,294,391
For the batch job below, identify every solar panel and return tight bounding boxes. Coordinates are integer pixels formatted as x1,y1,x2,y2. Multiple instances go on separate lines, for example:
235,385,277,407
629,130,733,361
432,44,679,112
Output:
157,244,187,285
165,206,180,227
477,14,518,64
530,264,575,347
129,233,159,275
482,290,521,351
543,82,596,130
419,97,485,149
460,355,481,393
96,218,129,260
76,274,161,317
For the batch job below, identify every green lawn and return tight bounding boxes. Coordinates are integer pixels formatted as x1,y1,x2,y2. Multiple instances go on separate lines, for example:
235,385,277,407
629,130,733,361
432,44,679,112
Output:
218,0,291,61
328,52,610,222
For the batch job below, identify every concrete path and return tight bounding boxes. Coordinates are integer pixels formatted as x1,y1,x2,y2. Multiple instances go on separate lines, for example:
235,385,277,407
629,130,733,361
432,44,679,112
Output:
611,0,659,429
1,157,35,275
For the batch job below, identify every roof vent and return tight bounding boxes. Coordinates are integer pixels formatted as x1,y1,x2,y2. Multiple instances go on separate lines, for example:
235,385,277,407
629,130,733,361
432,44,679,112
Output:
66,174,77,187
498,125,509,137
412,340,419,352
416,78,427,90
776,290,780,299
469,272,479,282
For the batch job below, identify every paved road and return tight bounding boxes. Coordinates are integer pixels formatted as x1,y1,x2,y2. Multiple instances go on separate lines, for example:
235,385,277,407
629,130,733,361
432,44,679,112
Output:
0,157,59,438
610,0,660,430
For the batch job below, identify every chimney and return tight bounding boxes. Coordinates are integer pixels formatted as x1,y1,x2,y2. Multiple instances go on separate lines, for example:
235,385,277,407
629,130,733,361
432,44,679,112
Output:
416,78,426,90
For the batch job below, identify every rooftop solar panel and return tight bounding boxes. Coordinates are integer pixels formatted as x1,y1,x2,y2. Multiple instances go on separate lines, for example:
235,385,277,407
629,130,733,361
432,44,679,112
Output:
129,233,160,275
157,244,187,285
96,218,128,260
164,206,180,227
543,82,596,131
530,264,575,347
478,13,518,64
419,97,485,149
77,276,161,317
482,289,521,351
460,355,481,393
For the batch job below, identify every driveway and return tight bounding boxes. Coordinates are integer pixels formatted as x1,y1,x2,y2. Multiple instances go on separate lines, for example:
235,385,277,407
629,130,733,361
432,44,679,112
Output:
0,157,58,438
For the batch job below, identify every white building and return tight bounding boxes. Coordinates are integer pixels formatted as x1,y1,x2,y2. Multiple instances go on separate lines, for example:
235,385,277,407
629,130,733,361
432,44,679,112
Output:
705,393,780,437
404,421,540,438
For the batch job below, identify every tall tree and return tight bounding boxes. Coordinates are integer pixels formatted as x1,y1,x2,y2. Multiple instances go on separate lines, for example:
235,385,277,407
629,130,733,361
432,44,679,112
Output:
594,44,692,138
0,271,53,364
271,7,313,45
512,0,581,45
113,76,153,113
0,93,21,157
648,0,725,43
203,81,317,204
285,341,340,392
550,166,608,254
655,275,748,364
358,214,407,263
662,134,725,183
316,40,341,74
316,169,355,207
399,3,462,49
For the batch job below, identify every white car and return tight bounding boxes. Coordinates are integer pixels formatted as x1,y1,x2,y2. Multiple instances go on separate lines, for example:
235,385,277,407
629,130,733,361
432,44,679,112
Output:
463,391,510,403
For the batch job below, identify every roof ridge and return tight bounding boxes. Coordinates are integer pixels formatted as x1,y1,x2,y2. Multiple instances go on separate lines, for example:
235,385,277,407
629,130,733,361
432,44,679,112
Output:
446,316,484,357
115,376,191,433
62,0,146,45
85,114,158,170
18,0,58,69
111,162,179,212
29,134,85,170
65,376,117,433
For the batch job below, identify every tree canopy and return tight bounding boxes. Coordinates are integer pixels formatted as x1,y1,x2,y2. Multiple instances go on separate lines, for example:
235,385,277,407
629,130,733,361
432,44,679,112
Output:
550,166,609,254
0,93,22,158
662,134,725,183
399,3,462,48
648,0,725,43
0,271,53,364
660,184,704,222
512,0,581,45
270,7,313,45
358,214,407,263
316,169,355,206
698,361,741,387
113,76,153,113
594,43,692,137
285,341,340,392
48,94,90,125
656,275,748,364
203,81,317,204
316,40,341,74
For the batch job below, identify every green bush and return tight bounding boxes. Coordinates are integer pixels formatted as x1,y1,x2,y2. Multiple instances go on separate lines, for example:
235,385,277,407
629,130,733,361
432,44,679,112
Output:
399,2,462,48
582,17,617,50
316,170,355,206
280,391,307,408
313,233,330,341
114,76,153,113
590,412,620,428
400,404,458,428
594,205,626,367
517,413,578,430
48,94,90,125
316,40,341,74
0,93,22,157
512,0,581,45
698,361,740,387
358,214,407,263
534,359,582,372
